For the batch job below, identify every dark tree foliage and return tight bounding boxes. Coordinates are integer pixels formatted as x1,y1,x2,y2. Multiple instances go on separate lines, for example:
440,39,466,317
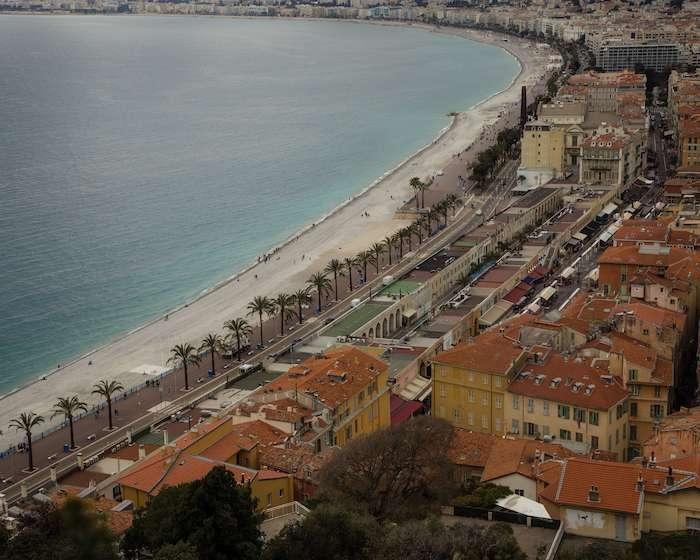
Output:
122,466,262,560
0,498,118,560
453,479,512,509
153,541,199,560
262,505,379,560
317,416,456,521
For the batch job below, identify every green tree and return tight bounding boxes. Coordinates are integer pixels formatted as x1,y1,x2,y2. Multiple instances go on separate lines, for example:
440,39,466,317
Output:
307,271,332,314
199,333,223,376
369,242,385,275
453,480,511,509
8,411,44,472
123,466,262,560
223,317,252,361
324,259,346,302
263,505,379,560
409,177,423,210
167,343,201,391
91,379,124,431
292,288,312,325
153,541,199,560
383,235,395,266
247,295,273,348
356,250,375,282
51,395,88,450
343,256,358,292
272,292,295,336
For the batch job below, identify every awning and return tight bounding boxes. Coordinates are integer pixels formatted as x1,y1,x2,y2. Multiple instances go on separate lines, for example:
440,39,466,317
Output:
390,394,423,425
479,300,514,327
497,494,551,519
560,267,575,280
538,286,557,301
399,374,431,402
572,232,588,242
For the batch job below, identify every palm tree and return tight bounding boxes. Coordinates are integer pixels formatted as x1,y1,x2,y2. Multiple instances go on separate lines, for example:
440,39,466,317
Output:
343,256,357,292
247,296,273,348
199,333,223,376
52,395,87,450
446,193,460,217
273,293,295,336
356,250,375,283
419,180,430,208
223,318,252,361
307,272,332,313
409,177,423,210
324,259,346,302
369,242,385,274
292,288,312,324
436,200,449,226
383,235,395,266
425,208,434,235
412,220,423,245
9,412,44,471
392,232,402,261
91,379,125,431
167,343,201,391
404,226,414,252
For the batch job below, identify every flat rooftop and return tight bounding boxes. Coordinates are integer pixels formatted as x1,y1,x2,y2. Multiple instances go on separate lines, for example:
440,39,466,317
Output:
322,301,392,337
379,278,423,298
511,187,559,209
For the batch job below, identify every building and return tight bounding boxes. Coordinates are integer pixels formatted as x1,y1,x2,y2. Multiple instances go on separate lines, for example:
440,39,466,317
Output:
259,346,391,447
579,124,645,189
596,40,679,72
643,407,700,461
505,351,629,459
518,120,566,188
432,330,527,435
679,115,700,169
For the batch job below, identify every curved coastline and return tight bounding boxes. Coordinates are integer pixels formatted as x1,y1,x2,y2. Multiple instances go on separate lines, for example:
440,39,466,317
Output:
0,21,523,401
0,20,551,448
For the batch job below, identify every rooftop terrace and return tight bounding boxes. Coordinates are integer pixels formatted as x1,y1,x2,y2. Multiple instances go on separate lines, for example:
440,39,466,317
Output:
321,301,392,338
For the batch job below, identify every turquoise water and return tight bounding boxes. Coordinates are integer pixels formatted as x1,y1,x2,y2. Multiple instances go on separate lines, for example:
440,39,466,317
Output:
0,15,519,393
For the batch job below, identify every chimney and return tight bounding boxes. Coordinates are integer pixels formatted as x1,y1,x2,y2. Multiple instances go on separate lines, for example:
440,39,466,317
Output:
636,473,644,492
138,444,146,460
666,466,674,487
588,485,600,502
520,85,527,129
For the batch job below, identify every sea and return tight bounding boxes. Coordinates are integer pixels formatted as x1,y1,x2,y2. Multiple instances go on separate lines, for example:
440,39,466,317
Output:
0,15,519,394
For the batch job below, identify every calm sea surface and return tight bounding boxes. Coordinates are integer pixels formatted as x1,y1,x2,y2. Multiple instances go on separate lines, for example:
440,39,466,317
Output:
0,15,518,393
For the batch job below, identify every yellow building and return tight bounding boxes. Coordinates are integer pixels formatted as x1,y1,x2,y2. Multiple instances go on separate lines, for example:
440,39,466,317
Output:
518,120,566,188
117,447,293,511
259,346,391,447
505,350,629,460
680,116,700,168
432,331,527,435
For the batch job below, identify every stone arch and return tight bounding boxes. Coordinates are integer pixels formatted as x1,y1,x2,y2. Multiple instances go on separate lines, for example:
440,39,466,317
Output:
369,328,374,338
382,317,388,338
376,323,381,338
396,309,402,328
389,314,395,332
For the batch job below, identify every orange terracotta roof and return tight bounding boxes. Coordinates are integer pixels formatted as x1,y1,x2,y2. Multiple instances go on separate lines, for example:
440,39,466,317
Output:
613,302,686,331
258,445,332,476
434,331,525,375
448,429,498,468
599,245,693,268
52,491,133,535
199,432,244,462
509,353,627,411
549,457,644,514
260,346,387,409
481,438,576,482
173,416,231,450
614,220,668,243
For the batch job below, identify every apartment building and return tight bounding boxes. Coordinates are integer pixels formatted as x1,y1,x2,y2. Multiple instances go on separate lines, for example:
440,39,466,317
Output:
566,70,646,114
579,124,645,189
259,346,391,447
431,330,528,435
680,115,700,169
643,407,700,461
596,40,679,72
518,120,566,188
505,351,629,460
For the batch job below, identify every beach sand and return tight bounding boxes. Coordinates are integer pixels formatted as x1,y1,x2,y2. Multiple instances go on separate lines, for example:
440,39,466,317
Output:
0,24,554,446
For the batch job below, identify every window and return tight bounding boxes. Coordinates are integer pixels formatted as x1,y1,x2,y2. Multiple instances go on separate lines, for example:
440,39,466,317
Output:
574,408,586,423
512,419,520,433
617,404,625,419
482,415,488,429
468,390,476,403
543,402,550,416
514,489,525,497
631,402,638,417
495,377,502,387
453,408,461,420
482,375,489,385
495,396,503,409
642,328,649,336
513,395,520,410
651,404,663,418
439,368,446,378
591,435,599,449
685,517,700,531
525,422,537,436
495,418,502,432
589,411,599,425
267,493,272,506
468,412,474,426
559,429,571,440
482,394,488,406
542,425,550,436
630,384,640,396
654,386,661,398
439,385,447,398
558,405,570,419
279,488,285,498
468,372,474,382
527,399,535,413
629,369,638,381
576,432,583,443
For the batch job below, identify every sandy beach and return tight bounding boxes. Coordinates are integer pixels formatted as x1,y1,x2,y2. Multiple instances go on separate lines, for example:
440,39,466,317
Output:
0,22,553,447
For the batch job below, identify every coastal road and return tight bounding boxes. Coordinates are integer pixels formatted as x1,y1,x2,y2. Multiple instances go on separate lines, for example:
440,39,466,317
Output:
0,159,515,504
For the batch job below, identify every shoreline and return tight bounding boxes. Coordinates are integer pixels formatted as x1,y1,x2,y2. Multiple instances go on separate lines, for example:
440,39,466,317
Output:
0,19,552,445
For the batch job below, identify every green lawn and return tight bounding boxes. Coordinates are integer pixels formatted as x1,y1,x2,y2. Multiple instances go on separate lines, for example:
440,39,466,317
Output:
322,301,392,337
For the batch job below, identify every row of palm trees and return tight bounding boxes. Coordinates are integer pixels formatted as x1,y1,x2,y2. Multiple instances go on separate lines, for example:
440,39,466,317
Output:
9,379,125,471
7,187,464,473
